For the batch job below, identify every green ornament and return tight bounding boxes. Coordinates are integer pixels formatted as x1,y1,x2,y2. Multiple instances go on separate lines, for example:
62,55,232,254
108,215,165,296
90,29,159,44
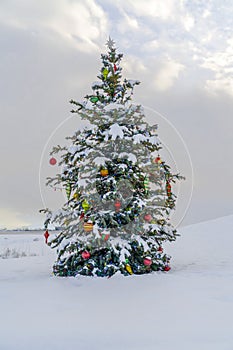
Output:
125,258,129,263
102,68,109,80
66,182,71,199
82,199,90,212
144,176,149,193
90,96,99,103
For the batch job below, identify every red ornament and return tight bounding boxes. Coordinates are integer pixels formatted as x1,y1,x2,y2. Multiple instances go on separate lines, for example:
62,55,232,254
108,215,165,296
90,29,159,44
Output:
164,265,171,272
81,251,91,259
154,156,162,164
158,246,163,253
44,230,50,244
102,234,110,241
143,257,152,266
166,182,172,196
114,64,117,72
80,213,85,220
49,157,57,166
144,214,152,222
114,200,121,211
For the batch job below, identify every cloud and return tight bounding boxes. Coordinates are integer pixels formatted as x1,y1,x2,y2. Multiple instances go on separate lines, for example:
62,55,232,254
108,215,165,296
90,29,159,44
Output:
122,55,147,75
201,37,233,96
0,208,30,229
116,7,139,34
0,0,109,52
154,59,185,91
183,14,195,31
46,0,109,51
117,0,177,20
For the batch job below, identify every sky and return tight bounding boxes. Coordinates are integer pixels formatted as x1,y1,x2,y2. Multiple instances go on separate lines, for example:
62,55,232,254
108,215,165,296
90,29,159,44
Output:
1,0,233,229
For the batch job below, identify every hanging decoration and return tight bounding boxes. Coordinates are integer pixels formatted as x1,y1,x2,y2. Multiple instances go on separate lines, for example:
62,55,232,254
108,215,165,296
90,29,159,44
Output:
102,68,109,80
82,199,90,212
73,192,79,200
154,156,162,164
100,168,109,177
114,200,121,211
144,176,149,194
144,214,152,222
44,230,50,244
81,251,91,259
65,181,71,200
49,157,57,166
90,96,99,103
166,181,172,198
101,233,110,241
157,246,163,253
125,264,133,275
143,257,152,266
83,222,93,232
164,265,171,271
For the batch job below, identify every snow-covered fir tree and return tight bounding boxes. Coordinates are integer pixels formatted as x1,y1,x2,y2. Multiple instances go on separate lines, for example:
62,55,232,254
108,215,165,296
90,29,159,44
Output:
43,37,184,277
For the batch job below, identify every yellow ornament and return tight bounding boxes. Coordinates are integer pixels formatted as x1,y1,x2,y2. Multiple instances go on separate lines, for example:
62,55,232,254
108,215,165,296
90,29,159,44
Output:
102,68,109,80
83,222,93,232
100,168,109,177
73,192,79,200
82,199,90,211
125,264,133,275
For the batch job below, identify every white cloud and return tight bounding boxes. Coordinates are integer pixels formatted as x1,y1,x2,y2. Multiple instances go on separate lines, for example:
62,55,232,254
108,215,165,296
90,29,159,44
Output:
183,14,195,31
142,40,160,52
122,55,147,75
0,0,109,52
47,0,109,51
203,9,211,18
116,0,177,20
116,7,139,34
154,59,185,91
205,77,233,96
201,37,233,96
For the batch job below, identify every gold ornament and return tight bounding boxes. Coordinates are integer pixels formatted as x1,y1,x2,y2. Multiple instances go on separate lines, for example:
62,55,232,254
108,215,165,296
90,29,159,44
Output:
83,222,93,232
125,264,133,275
73,192,79,200
100,168,109,177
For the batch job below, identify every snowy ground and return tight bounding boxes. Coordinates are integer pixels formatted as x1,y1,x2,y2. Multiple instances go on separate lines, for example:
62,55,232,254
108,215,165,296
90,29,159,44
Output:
1,216,233,350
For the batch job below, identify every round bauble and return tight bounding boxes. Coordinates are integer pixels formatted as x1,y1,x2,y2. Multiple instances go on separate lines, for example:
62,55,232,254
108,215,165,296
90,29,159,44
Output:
154,156,162,164
164,265,171,272
81,251,91,259
143,257,152,266
114,200,121,210
49,157,57,166
144,214,152,222
100,169,109,177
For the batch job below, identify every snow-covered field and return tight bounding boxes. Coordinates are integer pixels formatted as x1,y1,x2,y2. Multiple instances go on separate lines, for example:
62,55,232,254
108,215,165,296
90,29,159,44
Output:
1,216,233,350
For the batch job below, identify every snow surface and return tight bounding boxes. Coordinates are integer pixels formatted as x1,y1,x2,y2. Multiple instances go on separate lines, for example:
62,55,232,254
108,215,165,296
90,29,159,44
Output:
1,216,233,350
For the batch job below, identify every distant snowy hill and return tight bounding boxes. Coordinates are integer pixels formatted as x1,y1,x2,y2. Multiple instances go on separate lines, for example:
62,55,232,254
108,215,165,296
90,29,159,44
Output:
1,216,233,350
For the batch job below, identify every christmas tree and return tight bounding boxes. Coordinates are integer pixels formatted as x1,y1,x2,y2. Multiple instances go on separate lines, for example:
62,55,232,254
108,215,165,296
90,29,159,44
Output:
43,37,184,277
